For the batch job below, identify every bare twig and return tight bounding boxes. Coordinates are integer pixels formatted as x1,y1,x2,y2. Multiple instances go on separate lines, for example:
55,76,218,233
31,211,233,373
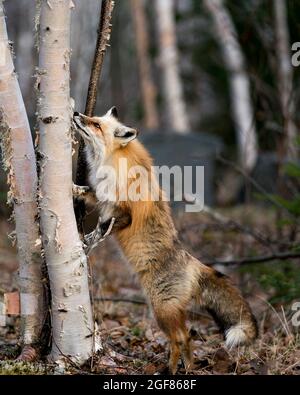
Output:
84,0,115,117
217,155,299,223
84,217,115,255
95,296,146,305
75,0,115,236
201,205,276,250
94,296,210,319
204,251,300,266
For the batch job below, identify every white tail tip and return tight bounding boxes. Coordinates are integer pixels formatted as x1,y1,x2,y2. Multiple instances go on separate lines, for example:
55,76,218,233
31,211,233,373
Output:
225,324,248,349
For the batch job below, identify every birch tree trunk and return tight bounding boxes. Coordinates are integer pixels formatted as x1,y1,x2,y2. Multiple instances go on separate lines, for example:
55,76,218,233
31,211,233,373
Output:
204,0,258,172
130,0,159,129
273,0,298,161
0,0,46,351
154,0,190,134
37,0,94,363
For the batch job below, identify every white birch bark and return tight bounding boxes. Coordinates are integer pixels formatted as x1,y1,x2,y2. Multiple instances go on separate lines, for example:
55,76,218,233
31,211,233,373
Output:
37,0,94,363
130,0,159,129
0,0,46,346
204,0,258,171
274,0,297,160
154,0,190,133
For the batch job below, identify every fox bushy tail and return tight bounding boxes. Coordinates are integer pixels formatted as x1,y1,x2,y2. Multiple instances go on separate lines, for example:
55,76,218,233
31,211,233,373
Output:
196,262,258,347
147,255,258,373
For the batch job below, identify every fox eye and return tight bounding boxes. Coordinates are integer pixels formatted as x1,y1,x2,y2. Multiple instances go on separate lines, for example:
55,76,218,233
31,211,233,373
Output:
94,122,101,129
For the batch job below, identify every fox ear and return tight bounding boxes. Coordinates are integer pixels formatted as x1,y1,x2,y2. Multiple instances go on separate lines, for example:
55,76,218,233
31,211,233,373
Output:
106,106,118,119
114,127,138,146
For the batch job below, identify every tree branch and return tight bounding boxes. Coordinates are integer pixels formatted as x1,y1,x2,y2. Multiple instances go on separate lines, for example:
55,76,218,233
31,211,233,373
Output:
84,217,115,255
201,205,276,250
85,0,115,117
94,296,210,319
75,0,115,236
217,155,300,224
204,251,300,267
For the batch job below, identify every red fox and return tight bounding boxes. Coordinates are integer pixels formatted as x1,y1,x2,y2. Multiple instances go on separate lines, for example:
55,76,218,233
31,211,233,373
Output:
73,108,258,374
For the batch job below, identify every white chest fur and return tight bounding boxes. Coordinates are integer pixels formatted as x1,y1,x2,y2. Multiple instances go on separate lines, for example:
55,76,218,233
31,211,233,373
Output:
86,146,116,223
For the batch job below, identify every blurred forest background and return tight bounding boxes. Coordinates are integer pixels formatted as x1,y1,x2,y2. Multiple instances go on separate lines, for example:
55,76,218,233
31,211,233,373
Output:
0,0,300,374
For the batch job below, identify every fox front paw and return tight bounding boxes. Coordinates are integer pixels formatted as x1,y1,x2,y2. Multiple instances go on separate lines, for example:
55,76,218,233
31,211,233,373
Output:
72,183,90,197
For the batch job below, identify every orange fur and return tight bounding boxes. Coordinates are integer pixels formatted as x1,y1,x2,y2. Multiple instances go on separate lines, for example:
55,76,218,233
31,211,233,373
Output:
74,110,258,374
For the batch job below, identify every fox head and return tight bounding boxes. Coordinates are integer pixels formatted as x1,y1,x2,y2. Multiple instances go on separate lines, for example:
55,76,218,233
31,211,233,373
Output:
73,107,138,158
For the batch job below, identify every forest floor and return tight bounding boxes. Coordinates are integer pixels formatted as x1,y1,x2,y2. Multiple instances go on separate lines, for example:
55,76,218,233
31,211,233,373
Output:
0,205,299,375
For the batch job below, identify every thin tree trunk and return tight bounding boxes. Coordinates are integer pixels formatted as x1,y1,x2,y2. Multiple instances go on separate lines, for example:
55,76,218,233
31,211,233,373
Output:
154,0,190,134
204,0,258,172
273,0,298,161
0,0,46,353
37,0,94,363
130,0,159,129
75,0,114,237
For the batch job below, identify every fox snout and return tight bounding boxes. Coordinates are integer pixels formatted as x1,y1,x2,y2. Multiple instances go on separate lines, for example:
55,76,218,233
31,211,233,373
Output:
73,111,86,124
73,111,84,123
73,112,93,141
74,109,139,147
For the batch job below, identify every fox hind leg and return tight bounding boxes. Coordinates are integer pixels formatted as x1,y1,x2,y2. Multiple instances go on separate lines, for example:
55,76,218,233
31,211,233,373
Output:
181,333,194,372
155,306,193,374
168,325,193,374
169,339,181,375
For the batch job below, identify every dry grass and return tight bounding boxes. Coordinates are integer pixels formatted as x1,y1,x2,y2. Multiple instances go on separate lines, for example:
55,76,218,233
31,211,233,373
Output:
0,205,299,375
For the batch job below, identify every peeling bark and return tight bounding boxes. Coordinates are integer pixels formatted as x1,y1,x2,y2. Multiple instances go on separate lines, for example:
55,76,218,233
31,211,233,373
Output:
204,0,258,172
154,0,190,134
0,0,46,348
37,0,94,364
